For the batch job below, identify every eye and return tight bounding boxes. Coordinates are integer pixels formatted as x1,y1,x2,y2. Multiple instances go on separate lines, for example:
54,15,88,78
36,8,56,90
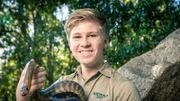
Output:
88,34,97,37
73,35,81,39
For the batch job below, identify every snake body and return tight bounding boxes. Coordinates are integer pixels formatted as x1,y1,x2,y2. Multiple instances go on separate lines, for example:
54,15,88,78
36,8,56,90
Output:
21,60,87,101
40,80,86,101
21,60,39,96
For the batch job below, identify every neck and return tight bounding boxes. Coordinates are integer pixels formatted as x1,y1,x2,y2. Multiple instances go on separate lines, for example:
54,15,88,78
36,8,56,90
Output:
81,60,104,80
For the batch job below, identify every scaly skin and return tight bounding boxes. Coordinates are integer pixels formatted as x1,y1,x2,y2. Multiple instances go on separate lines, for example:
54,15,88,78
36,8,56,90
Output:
40,80,87,101
22,60,87,101
21,60,39,96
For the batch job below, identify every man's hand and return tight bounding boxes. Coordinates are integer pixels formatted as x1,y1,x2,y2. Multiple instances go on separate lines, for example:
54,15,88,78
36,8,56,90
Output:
16,60,46,101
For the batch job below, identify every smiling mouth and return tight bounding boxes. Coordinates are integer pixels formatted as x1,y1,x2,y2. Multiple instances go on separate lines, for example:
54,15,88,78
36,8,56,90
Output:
79,50,93,53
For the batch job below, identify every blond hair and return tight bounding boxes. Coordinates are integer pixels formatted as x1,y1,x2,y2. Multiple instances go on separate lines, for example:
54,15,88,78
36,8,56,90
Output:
64,8,109,40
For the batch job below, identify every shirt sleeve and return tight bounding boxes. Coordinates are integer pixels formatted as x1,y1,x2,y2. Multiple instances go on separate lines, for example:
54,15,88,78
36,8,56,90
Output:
114,81,141,101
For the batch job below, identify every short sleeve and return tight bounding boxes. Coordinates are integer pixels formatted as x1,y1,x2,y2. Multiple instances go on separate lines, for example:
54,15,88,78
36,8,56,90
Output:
114,81,141,101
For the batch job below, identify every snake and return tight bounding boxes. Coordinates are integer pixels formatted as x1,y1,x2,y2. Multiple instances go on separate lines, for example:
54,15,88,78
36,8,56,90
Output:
21,60,87,101
21,60,40,96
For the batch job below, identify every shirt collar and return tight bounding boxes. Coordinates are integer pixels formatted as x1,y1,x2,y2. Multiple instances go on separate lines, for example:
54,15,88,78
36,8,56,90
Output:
74,62,113,78
99,62,113,78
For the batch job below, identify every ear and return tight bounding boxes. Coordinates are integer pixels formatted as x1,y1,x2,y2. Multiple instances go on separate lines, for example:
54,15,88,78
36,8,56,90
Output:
104,37,109,49
68,40,72,51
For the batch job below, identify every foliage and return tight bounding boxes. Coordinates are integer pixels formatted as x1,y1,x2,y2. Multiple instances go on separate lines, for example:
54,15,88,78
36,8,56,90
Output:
0,0,180,100
76,0,180,68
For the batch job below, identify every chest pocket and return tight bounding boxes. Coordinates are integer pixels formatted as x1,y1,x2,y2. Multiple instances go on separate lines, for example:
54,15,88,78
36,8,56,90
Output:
88,78,112,101
92,92,110,100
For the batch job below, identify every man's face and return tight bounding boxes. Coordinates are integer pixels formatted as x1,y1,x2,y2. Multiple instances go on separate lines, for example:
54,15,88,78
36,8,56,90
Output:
68,20,108,67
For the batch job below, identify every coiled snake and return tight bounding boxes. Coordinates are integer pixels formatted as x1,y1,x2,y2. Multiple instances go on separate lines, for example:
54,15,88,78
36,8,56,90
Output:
21,60,87,101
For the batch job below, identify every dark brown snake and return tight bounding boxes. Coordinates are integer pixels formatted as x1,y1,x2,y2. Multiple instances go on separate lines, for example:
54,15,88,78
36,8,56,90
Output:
21,60,87,101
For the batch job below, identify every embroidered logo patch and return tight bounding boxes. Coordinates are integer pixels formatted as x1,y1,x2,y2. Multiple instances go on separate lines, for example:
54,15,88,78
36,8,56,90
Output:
93,92,108,99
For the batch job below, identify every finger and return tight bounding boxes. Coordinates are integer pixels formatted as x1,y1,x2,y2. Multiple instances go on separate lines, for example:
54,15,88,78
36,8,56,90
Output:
33,69,46,79
30,82,45,93
33,70,46,78
34,66,45,73
31,76,46,85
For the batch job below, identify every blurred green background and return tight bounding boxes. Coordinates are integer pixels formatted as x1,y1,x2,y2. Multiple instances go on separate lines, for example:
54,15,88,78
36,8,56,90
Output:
0,0,180,100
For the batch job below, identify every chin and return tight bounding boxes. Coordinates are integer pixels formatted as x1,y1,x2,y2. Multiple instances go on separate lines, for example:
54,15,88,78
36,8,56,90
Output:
80,61,94,66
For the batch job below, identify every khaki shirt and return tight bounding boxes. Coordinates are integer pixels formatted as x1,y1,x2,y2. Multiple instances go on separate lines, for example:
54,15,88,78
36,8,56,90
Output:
57,62,141,101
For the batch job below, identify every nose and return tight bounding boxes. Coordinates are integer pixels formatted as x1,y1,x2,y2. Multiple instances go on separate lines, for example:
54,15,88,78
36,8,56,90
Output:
80,37,90,48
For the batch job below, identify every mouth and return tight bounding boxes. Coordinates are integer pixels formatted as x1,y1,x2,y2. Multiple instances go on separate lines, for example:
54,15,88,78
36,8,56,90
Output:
79,50,93,54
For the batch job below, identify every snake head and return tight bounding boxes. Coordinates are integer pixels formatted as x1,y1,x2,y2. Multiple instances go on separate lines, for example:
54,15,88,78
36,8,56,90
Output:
21,86,29,96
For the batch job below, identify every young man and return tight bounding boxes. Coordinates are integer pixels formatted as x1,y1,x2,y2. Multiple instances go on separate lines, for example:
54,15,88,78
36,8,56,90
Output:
16,8,141,101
